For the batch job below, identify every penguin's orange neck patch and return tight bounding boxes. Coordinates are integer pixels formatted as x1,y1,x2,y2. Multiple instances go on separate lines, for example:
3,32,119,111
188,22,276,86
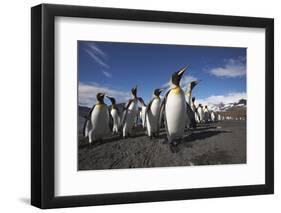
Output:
171,86,181,94
186,91,191,96
155,96,160,100
96,103,105,109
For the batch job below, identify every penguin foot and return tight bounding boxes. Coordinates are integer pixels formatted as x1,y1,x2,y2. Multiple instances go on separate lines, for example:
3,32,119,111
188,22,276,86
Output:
170,138,182,147
171,140,179,146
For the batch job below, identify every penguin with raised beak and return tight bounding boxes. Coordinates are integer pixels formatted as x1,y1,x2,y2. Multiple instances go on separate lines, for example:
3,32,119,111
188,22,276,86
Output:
159,65,191,146
197,104,204,123
185,80,201,105
204,105,210,122
121,86,140,138
106,96,120,134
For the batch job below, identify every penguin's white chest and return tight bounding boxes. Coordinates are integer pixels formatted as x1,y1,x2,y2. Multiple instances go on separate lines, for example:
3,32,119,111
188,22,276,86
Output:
150,98,161,117
204,109,209,120
211,112,215,121
110,108,119,125
147,98,161,131
165,91,186,139
141,106,146,127
198,107,204,119
91,105,109,136
124,100,138,127
128,99,138,111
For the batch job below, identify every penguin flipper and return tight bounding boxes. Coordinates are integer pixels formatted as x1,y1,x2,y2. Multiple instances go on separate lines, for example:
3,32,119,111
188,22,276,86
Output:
137,97,146,107
108,106,113,132
118,109,125,132
83,105,96,137
83,119,92,137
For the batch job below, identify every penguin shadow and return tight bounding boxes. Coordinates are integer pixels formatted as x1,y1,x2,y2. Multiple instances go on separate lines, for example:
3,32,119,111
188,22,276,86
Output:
79,134,122,149
118,127,166,139
167,130,229,153
169,144,181,153
182,130,229,145
193,126,217,132
79,129,155,149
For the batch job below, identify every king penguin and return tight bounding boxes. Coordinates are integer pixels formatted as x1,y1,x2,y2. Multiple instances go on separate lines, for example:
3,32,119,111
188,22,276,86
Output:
191,97,200,123
106,96,120,134
186,80,200,105
204,105,210,122
185,80,200,128
218,113,221,121
197,104,204,123
145,88,164,138
83,93,110,144
211,111,216,122
159,65,190,146
121,86,140,138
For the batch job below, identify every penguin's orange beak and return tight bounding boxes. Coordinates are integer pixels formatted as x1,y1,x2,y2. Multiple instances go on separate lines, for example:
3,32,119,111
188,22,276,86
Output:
177,65,189,78
159,88,165,93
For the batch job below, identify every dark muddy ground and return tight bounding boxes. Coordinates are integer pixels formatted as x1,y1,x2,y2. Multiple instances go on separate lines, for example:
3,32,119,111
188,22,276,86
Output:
78,120,246,170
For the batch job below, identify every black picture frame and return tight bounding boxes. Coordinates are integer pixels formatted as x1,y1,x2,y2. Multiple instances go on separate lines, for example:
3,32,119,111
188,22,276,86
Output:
31,3,274,209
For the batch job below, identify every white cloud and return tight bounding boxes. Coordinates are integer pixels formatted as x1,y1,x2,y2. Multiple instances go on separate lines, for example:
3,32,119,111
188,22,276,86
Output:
83,43,112,78
102,70,112,78
88,43,107,59
196,92,246,109
79,82,130,107
84,48,110,69
209,57,246,78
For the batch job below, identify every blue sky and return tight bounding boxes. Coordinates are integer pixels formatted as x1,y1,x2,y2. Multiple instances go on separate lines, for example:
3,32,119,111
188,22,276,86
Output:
78,41,246,108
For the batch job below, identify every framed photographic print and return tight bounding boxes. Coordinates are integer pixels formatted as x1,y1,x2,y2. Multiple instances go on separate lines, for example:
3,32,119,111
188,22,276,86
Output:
31,4,274,209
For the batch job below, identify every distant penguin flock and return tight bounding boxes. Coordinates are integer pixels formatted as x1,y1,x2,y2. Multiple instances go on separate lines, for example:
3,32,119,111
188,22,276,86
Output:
83,65,245,147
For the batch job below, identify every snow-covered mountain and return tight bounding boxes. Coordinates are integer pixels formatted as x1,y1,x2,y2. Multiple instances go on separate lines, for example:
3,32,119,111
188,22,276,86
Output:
208,99,247,112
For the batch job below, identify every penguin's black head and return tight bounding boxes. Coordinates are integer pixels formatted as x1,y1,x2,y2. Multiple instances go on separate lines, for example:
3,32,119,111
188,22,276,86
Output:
198,104,202,107
205,105,208,109
192,97,195,102
189,80,201,91
171,65,189,86
131,86,137,97
154,88,164,97
106,96,116,105
96,93,105,103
